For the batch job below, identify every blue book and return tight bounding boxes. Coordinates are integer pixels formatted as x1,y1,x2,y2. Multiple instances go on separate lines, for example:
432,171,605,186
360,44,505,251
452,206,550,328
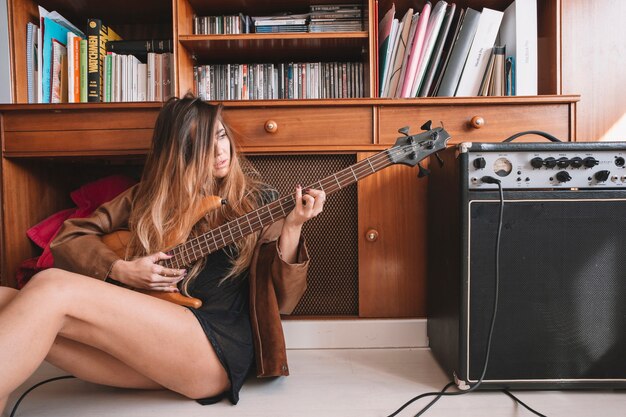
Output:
41,17,82,103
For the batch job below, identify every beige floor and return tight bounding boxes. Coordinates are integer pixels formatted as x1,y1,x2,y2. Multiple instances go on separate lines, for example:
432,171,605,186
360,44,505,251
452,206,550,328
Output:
4,348,624,417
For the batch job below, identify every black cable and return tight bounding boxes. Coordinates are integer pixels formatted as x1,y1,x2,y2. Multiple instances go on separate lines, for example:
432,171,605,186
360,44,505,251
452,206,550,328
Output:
386,177,505,417
502,130,562,143
386,382,455,417
501,389,548,417
9,375,76,417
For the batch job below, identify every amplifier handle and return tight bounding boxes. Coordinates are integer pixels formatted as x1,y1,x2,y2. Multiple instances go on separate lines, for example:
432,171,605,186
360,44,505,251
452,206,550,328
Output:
502,130,562,143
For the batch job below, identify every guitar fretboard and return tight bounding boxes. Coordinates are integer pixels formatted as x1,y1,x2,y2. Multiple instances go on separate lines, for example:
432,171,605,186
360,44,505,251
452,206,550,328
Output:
162,147,397,269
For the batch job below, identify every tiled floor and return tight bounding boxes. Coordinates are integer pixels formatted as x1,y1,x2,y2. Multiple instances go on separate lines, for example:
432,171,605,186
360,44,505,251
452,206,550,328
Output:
3,348,624,417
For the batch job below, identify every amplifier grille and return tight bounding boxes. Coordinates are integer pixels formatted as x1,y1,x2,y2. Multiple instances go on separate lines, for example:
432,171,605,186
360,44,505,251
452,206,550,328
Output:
468,198,626,381
247,154,359,316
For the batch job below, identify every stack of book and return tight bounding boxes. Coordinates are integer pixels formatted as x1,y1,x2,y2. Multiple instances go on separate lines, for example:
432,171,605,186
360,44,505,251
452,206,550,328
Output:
378,0,537,98
193,14,252,34
25,6,175,103
194,61,364,100
252,14,309,33
102,44,174,102
309,4,363,33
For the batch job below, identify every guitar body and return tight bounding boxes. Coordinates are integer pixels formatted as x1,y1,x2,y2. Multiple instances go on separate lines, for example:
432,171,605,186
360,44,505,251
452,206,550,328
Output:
101,195,223,309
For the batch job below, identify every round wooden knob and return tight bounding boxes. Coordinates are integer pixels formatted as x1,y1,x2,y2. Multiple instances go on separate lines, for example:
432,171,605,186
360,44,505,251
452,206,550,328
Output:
365,229,379,242
264,120,278,133
470,116,485,129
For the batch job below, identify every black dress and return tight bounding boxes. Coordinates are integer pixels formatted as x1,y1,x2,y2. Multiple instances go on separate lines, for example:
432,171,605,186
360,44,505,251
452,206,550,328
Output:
185,246,254,405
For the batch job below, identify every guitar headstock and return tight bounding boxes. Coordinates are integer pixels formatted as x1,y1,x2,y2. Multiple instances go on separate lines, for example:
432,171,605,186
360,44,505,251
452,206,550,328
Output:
389,122,451,168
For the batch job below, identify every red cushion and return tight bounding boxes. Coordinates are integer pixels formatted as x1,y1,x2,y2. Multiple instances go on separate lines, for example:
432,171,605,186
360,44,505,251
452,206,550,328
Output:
22,175,137,280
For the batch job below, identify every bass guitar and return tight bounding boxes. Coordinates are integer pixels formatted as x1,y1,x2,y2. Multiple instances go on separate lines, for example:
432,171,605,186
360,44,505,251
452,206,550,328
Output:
103,122,450,308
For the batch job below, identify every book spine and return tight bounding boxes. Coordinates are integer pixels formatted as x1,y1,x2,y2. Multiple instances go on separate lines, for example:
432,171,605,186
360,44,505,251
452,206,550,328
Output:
104,53,112,102
79,39,88,102
87,18,103,102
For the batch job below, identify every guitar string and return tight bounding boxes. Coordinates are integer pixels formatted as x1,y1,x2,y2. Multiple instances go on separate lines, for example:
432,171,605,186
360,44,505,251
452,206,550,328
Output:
167,141,436,268
167,143,430,268
167,147,399,268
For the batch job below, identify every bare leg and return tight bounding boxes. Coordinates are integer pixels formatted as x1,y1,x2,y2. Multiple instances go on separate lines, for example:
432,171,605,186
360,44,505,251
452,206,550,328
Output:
1,286,160,389
0,269,229,403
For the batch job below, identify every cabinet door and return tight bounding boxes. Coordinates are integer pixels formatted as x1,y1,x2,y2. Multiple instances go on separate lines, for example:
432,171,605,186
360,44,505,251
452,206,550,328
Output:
358,153,427,317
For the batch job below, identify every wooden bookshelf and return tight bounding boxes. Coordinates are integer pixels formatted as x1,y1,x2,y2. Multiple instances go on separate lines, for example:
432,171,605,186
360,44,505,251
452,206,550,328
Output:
2,0,579,319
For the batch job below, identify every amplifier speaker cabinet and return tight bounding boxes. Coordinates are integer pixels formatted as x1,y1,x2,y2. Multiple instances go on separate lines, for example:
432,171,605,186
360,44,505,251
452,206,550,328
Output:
427,141,626,389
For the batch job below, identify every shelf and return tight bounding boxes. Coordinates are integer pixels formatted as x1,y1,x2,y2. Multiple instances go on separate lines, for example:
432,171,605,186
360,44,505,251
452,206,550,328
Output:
179,32,369,63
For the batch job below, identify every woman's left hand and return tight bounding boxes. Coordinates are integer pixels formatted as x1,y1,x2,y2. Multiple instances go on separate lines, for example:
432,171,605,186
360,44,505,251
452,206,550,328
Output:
284,186,326,229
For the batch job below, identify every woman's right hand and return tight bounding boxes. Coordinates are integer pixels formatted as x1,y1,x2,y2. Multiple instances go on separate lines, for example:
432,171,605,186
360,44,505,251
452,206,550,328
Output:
108,252,187,292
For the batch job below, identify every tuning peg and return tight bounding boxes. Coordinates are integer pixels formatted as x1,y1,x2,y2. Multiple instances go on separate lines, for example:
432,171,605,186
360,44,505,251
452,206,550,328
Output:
398,126,410,136
420,120,433,131
435,152,444,167
417,163,431,178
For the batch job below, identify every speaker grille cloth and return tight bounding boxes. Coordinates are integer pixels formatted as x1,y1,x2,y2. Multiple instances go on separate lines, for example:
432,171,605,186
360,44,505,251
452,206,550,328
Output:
468,199,626,381
247,154,358,316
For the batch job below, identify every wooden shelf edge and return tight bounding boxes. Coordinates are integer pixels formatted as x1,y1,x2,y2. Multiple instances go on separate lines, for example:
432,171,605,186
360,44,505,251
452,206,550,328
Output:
0,102,164,111
0,96,581,111
2,150,149,158
179,32,369,41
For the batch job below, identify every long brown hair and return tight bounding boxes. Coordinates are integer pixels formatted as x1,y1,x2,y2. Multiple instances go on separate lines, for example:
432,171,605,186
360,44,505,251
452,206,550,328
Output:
127,95,264,289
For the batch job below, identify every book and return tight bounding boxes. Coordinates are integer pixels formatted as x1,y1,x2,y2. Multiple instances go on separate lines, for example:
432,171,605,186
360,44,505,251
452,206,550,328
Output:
40,16,82,103
394,12,420,97
431,7,465,96
498,0,537,95
26,22,38,103
455,7,503,96
386,8,414,98
399,2,431,97
489,45,506,96
380,17,400,96
50,38,67,103
106,39,173,57
87,18,122,102
478,47,496,96
103,53,112,102
436,7,480,96
377,4,395,97
409,0,448,97
66,32,81,103
79,39,88,102
419,3,457,97
37,6,84,103
505,56,515,95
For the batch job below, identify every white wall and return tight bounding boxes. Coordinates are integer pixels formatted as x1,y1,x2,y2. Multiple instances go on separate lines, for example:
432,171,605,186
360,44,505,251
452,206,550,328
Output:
0,0,12,103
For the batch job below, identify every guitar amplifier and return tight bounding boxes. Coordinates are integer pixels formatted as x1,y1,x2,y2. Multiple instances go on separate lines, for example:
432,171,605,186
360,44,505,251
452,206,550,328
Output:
427,141,626,389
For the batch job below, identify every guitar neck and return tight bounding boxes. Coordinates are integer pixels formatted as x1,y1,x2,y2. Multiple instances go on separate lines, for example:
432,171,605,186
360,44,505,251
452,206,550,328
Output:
164,148,396,269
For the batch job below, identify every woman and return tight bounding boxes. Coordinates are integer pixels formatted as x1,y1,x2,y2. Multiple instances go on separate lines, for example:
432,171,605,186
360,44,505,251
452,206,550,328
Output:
0,95,325,411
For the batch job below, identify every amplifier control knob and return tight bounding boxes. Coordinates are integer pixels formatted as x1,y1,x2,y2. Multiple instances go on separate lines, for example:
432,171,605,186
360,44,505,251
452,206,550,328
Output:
557,157,570,168
530,157,544,169
584,157,599,168
544,157,557,168
556,171,572,183
595,170,610,182
473,157,487,169
570,157,583,168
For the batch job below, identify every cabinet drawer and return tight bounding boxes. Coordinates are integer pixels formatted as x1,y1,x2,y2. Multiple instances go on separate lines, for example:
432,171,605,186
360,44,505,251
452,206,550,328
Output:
379,103,573,144
2,107,158,156
223,106,373,150
3,107,159,132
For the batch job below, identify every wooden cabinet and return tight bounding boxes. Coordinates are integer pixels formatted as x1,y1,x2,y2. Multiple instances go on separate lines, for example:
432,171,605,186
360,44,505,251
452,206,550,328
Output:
2,0,580,318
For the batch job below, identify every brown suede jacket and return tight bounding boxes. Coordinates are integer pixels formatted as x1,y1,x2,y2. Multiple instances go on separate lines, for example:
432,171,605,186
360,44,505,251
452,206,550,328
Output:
49,185,309,377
